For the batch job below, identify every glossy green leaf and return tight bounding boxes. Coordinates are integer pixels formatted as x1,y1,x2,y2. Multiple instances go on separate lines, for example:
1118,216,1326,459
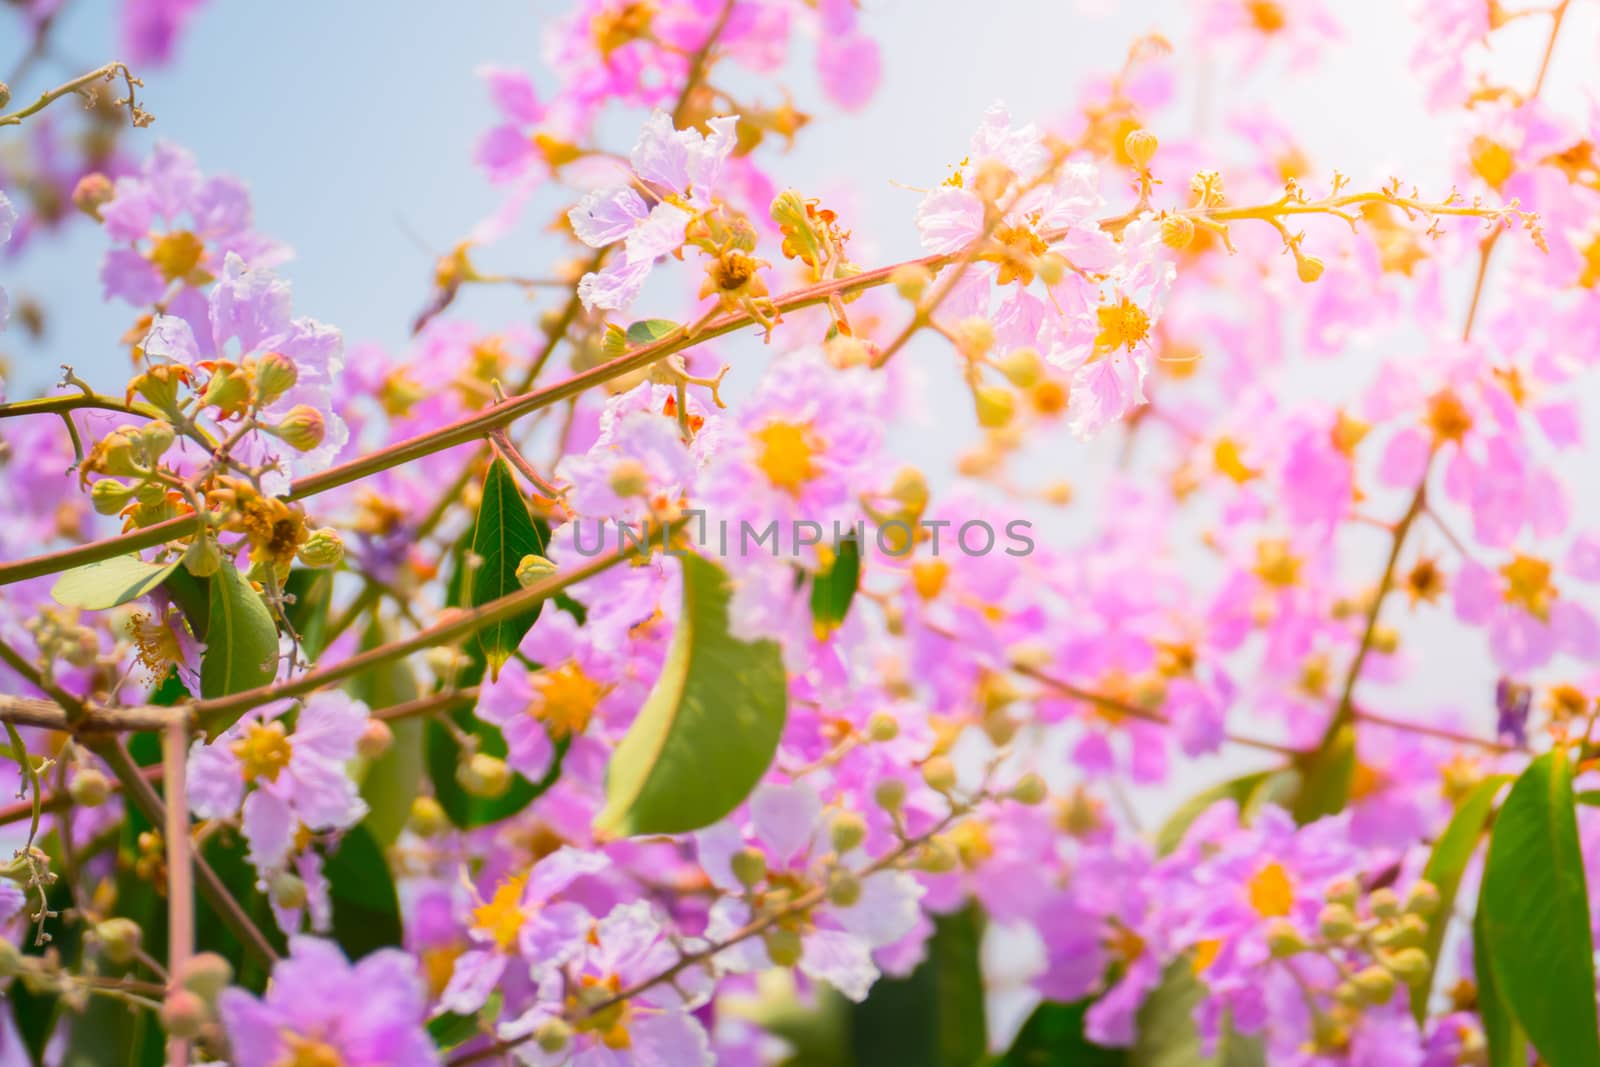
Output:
594,553,788,837
1291,721,1356,824
851,905,987,1067
809,537,861,633
1480,750,1599,1067
1155,768,1295,855
351,617,423,846
993,1000,1126,1067
428,992,502,1052
1133,961,1265,1067
626,318,680,346
469,456,546,676
284,568,334,661
200,559,280,710
50,554,180,610
1412,774,1510,1023
1475,897,1525,1067
325,823,403,958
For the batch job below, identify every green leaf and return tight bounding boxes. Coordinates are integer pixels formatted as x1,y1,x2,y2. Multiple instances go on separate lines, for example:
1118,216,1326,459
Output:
850,904,987,1067
163,566,210,636
1475,897,1525,1067
470,456,546,676
428,993,503,1053
351,617,423,846
626,318,680,346
1155,768,1295,856
200,559,280,710
594,553,788,837
1479,750,1599,1067
284,568,334,661
325,823,403,958
1291,721,1356,824
426,710,570,829
50,554,180,610
1412,774,1511,1023
1132,961,1265,1067
993,1001,1126,1067
809,537,861,633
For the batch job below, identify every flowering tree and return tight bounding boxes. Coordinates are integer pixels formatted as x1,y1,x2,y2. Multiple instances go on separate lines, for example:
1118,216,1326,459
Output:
1,1,1599,1064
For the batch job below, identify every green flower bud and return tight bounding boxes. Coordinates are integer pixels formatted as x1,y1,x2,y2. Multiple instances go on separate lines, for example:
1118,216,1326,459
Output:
1325,876,1360,908
160,990,209,1040
1010,773,1048,806
93,428,145,477
138,420,176,458
535,1018,573,1054
296,527,345,568
200,365,252,415
356,719,393,760
973,384,1016,429
1317,903,1357,941
516,554,558,588
90,478,137,516
917,835,959,873
888,467,930,514
830,812,868,854
267,405,327,452
866,711,900,742
891,263,932,302
921,756,957,794
177,952,233,1004
1265,919,1309,958
1353,965,1396,1003
1369,887,1401,920
1382,947,1430,984
764,928,803,968
997,347,1043,389
68,768,111,807
874,778,906,812
94,917,142,965
1124,128,1159,169
409,795,448,837
0,939,22,979
253,351,299,405
183,534,222,578
458,753,512,799
730,847,767,889
1404,880,1440,918
827,871,863,908
269,871,307,910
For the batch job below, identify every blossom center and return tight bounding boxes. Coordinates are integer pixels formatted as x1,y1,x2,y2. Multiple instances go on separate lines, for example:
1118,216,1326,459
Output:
472,875,528,951
532,661,607,739
1425,389,1472,443
149,230,206,283
980,223,1048,286
234,721,292,783
1500,554,1556,622
591,1,655,58
1469,135,1514,190
754,420,820,495
1247,862,1294,917
1245,0,1287,33
1093,295,1151,352
274,1033,346,1067
1580,231,1600,289
1253,539,1301,588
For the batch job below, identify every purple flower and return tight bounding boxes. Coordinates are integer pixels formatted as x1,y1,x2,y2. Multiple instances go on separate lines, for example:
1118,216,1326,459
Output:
219,936,439,1067
188,691,369,873
120,0,207,65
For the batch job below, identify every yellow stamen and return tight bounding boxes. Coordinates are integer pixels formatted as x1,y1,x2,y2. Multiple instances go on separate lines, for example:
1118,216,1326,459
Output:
233,721,292,783
1500,554,1556,622
531,661,607,739
471,875,528,952
1247,862,1294,918
753,420,820,495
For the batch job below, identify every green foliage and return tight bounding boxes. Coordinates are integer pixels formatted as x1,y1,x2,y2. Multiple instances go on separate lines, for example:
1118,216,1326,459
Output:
594,553,787,837
1132,963,1264,1067
850,905,988,1067
1479,750,1599,1067
325,824,404,958
49,554,180,611
283,567,334,661
469,456,546,676
199,559,280,711
1155,768,1295,855
993,1000,1125,1067
1290,721,1356,824
626,318,681,346
351,618,424,846
809,537,861,632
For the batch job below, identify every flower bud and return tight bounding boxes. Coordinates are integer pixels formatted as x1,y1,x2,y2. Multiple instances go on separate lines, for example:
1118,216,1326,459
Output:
458,753,512,798
1035,253,1067,286
177,952,233,1004
1010,773,1048,806
1124,128,1158,169
973,384,1016,429
69,768,111,807
92,428,145,477
921,756,957,794
1317,903,1357,940
827,871,863,908
874,778,906,812
1266,919,1309,957
426,646,474,684
1382,947,1430,984
1295,253,1326,284
295,527,344,569
72,173,115,220
764,928,804,967
1160,213,1195,250
1368,887,1401,919
1325,876,1360,907
131,365,188,416
997,347,1042,389
200,365,252,416
730,847,767,889
608,457,651,498
94,917,142,965
269,871,308,910
891,263,933,302
917,835,959,873
357,719,393,760
887,468,929,514
515,554,558,588
138,420,176,458
830,812,867,854
1353,965,1396,1003
866,711,900,742
409,795,448,837
161,990,209,1039
953,317,995,361
90,478,137,516
267,405,327,452
253,351,299,405
1404,880,1439,918
183,534,222,578
535,1018,573,1054
0,83,10,109
0,940,22,979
